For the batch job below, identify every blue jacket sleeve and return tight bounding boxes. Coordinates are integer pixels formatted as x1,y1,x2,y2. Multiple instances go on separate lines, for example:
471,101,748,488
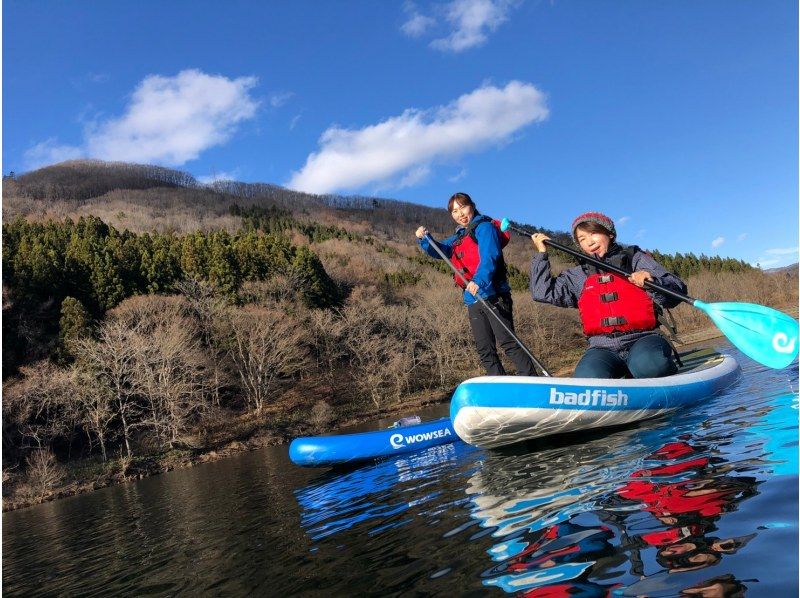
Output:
418,233,457,259
470,221,503,292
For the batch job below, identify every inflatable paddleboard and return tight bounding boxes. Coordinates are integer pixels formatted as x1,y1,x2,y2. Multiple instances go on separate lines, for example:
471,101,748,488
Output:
289,417,458,467
451,349,741,449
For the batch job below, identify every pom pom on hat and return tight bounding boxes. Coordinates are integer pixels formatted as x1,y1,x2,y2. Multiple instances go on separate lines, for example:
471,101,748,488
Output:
571,212,616,237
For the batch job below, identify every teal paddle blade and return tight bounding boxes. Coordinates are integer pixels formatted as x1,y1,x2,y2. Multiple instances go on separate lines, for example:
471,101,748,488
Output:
694,300,799,369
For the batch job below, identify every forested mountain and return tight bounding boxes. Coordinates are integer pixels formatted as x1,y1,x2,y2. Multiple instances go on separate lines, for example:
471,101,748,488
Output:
3,160,755,278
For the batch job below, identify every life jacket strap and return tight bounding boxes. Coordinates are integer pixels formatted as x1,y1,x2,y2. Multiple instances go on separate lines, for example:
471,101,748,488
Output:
600,292,619,303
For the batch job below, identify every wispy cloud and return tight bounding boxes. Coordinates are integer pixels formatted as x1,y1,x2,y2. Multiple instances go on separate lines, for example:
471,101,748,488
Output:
269,91,294,108
635,229,647,240
753,246,799,269
24,139,83,169
449,168,468,182
616,216,630,226
431,0,520,53
287,80,548,194
764,247,799,256
401,1,437,37
737,233,748,242
711,236,725,249
289,113,303,131
398,165,432,188
24,69,259,170
197,169,242,185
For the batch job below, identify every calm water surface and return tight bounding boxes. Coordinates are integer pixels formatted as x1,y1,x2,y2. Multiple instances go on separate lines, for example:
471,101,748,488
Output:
4,341,798,596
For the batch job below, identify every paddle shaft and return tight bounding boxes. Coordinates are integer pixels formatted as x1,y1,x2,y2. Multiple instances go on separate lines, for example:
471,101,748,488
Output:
423,233,551,377
504,224,696,306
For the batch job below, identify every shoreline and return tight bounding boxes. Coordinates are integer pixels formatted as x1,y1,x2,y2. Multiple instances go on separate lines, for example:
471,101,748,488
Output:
0,323,735,513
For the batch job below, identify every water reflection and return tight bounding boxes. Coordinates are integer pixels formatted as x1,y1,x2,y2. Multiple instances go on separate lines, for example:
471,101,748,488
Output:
467,433,764,595
295,442,479,540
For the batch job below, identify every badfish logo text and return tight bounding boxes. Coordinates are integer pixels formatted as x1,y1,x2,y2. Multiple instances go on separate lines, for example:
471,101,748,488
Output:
549,388,629,407
390,428,452,449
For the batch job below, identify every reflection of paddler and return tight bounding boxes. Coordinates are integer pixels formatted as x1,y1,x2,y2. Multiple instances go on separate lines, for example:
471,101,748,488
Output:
483,522,620,597
502,522,614,572
613,440,758,582
617,442,744,521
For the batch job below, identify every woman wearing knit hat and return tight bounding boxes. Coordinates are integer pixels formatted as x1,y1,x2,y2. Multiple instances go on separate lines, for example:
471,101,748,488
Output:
529,212,688,379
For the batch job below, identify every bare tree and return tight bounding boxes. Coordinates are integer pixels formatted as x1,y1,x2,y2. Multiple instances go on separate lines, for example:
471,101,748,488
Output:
73,321,140,458
127,311,215,449
70,367,116,461
339,293,421,408
224,304,310,414
3,362,79,452
23,449,64,502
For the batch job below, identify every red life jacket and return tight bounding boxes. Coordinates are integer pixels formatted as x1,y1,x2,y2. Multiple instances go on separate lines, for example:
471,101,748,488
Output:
577,247,658,336
450,216,510,289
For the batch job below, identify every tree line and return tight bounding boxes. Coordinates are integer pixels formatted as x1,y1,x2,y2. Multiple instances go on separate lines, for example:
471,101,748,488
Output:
2,215,341,381
3,215,340,312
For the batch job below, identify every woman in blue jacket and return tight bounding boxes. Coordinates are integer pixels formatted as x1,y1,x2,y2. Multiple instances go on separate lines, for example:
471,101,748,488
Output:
416,192,536,377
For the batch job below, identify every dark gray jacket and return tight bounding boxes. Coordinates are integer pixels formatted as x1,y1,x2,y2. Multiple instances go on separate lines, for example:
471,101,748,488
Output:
529,244,687,352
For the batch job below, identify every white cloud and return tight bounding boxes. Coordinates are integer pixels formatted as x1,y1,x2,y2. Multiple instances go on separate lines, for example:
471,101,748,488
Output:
635,229,646,239
25,69,259,171
287,81,548,194
431,0,519,53
401,2,437,37
737,233,748,242
616,216,630,226
711,236,725,249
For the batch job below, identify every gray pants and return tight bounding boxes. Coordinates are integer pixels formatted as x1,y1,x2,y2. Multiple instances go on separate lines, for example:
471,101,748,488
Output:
467,293,536,376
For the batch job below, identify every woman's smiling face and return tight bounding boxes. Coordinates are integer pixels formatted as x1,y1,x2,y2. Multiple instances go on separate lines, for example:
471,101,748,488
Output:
450,200,475,227
575,226,612,257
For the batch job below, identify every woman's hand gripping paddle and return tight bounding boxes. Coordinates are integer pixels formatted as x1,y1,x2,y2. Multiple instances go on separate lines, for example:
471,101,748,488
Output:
500,218,799,370
422,233,551,376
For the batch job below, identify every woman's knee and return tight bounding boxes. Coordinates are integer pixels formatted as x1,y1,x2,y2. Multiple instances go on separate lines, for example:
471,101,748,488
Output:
574,349,626,378
627,336,676,378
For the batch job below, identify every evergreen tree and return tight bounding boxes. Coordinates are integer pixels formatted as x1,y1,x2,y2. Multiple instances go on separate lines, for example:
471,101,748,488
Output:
57,296,92,362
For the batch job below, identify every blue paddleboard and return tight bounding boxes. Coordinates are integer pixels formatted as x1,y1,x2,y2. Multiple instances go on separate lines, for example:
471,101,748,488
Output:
289,417,458,467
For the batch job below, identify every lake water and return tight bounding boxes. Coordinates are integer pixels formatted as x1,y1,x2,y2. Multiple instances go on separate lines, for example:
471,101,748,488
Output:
3,341,798,596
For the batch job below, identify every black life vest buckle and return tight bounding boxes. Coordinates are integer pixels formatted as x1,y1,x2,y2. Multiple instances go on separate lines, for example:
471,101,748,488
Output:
601,316,627,327
600,292,619,303
598,275,614,283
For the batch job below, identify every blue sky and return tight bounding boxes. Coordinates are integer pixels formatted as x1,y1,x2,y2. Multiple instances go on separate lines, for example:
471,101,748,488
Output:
4,0,798,268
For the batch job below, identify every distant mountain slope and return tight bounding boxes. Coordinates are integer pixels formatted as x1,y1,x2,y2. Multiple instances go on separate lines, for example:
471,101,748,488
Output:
3,160,754,278
765,263,798,274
